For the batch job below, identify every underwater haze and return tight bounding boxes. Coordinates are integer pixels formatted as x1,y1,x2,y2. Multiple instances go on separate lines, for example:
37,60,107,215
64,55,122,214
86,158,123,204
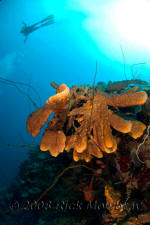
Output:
0,0,150,188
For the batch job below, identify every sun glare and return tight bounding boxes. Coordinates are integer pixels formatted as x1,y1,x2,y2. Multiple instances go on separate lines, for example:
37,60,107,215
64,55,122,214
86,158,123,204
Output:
111,0,150,47
43,0,150,53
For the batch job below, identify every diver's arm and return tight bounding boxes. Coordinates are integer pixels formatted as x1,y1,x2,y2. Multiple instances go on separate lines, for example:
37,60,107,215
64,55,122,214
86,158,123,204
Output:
24,36,28,43
22,22,27,27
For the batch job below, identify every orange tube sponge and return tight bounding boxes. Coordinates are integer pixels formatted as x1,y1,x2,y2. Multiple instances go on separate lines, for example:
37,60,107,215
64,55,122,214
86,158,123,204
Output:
40,130,66,157
106,89,147,107
27,83,70,137
27,105,52,137
27,82,147,162
87,140,103,158
73,149,92,162
110,112,132,133
65,134,87,153
129,120,146,139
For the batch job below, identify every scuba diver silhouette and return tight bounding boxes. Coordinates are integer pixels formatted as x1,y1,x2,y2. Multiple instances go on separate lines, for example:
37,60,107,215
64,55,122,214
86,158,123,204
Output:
20,15,54,43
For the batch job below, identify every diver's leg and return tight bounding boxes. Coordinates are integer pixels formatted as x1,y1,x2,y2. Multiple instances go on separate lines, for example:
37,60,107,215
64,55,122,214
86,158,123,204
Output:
39,15,54,23
39,21,54,28
29,15,54,28
39,16,54,28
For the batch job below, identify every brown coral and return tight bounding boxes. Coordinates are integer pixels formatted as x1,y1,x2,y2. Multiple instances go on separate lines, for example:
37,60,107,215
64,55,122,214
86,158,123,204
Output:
27,82,147,162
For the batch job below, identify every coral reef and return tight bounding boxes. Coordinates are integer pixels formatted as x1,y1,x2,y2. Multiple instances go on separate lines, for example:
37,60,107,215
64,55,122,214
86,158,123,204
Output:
121,212,150,225
106,79,148,92
27,82,147,162
1,79,150,225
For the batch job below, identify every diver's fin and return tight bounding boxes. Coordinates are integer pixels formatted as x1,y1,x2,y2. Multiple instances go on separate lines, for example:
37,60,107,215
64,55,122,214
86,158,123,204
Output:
40,18,55,28
40,15,54,23
42,20,54,27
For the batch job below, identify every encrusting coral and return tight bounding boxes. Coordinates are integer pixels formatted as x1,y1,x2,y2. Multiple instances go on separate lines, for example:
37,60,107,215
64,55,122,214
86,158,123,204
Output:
104,185,127,219
104,185,150,224
27,82,147,162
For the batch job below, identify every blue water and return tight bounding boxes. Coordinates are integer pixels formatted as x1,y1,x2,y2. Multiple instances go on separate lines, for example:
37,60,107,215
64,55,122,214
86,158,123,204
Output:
0,0,149,188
